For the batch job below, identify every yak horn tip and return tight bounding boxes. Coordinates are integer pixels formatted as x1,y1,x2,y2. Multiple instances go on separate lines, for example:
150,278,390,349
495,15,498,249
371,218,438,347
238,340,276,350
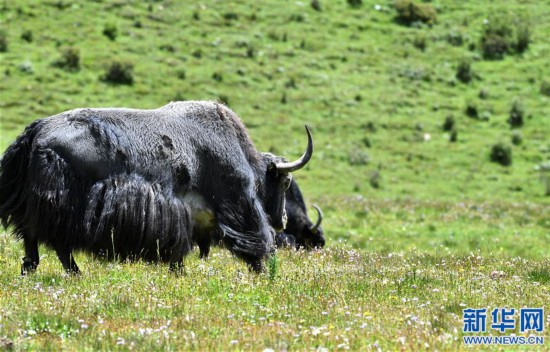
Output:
275,125,313,173
310,204,323,231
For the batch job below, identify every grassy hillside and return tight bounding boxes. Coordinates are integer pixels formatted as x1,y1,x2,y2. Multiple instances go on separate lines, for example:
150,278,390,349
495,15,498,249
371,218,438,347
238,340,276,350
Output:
0,0,549,350
2,0,549,202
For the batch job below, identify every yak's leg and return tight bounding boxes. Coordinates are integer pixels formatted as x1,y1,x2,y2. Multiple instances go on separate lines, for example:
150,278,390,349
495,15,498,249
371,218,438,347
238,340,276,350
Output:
168,242,186,276
21,236,39,275
247,256,265,273
169,261,184,275
55,246,80,274
197,237,210,259
170,254,184,275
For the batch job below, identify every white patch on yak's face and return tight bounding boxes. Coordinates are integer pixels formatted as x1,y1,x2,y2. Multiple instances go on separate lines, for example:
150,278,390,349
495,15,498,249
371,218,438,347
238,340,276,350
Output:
182,192,216,231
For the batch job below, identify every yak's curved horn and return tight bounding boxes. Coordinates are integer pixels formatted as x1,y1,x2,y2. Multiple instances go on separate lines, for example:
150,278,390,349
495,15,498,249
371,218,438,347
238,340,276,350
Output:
276,125,313,173
310,204,323,232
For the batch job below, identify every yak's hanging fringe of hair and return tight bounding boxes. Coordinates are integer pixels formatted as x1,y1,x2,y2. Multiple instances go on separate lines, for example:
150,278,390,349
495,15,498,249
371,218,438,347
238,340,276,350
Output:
84,173,193,262
216,195,274,262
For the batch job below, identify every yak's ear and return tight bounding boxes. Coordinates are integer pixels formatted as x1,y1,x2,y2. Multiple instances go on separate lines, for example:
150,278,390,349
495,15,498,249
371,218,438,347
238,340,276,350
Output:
267,162,277,173
260,152,277,173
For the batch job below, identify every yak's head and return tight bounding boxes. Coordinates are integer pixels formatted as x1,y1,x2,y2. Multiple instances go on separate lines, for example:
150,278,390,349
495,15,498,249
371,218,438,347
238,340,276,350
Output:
293,204,325,249
283,178,325,249
259,126,313,232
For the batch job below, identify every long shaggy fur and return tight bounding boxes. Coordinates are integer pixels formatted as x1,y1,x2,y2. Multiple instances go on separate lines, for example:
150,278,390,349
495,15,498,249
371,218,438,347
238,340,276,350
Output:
0,125,192,264
84,174,192,262
216,196,274,259
0,101,293,273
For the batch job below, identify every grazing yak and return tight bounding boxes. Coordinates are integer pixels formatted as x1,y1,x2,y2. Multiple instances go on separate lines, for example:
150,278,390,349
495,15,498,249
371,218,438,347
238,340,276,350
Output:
195,178,325,258
275,179,325,249
0,101,313,274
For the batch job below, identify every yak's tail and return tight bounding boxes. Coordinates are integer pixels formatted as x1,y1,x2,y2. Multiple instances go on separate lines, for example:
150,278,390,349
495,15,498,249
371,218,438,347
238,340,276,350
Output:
0,119,44,235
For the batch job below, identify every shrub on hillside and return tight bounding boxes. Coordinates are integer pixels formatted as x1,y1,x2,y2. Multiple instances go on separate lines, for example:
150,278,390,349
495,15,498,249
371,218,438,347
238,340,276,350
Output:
0,29,7,52
289,14,305,22
398,66,431,82
176,69,186,80
362,121,376,132
21,29,33,43
223,12,239,21
479,111,491,122
53,46,80,72
540,80,550,97
159,44,175,53
465,101,478,119
393,0,437,26
535,161,550,196
511,131,522,146
442,115,455,131
18,61,33,74
478,88,490,100
347,0,362,8
281,92,287,104
362,137,371,148
514,23,530,54
349,148,370,166
369,171,381,189
456,58,473,83
449,129,458,142
285,77,298,89
413,34,427,51
102,59,134,85
192,49,202,59
446,29,464,46
103,22,117,41
480,16,532,60
490,143,512,166
311,0,322,11
246,44,255,58
507,99,524,128
212,72,223,82
481,32,508,60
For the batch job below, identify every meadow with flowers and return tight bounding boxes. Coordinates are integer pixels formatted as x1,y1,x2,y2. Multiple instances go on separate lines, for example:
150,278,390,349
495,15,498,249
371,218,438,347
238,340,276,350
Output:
1,0,549,350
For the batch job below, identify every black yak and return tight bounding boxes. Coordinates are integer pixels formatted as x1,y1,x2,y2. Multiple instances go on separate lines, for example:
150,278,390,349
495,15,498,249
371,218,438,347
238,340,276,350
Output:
195,179,325,258
275,179,325,249
0,101,313,274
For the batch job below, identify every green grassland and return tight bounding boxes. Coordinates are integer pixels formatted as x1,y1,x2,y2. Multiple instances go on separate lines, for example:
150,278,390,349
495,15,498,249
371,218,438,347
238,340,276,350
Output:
0,0,549,350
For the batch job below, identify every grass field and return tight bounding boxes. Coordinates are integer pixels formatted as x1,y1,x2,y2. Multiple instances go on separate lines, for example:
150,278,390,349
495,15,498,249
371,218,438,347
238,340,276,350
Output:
0,0,549,350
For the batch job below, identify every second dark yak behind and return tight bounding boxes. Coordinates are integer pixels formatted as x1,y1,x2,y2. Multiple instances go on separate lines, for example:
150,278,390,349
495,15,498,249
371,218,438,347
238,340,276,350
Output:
195,178,325,258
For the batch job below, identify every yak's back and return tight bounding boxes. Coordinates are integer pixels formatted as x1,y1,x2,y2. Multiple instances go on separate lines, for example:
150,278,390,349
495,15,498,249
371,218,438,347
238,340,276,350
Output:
29,101,259,184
